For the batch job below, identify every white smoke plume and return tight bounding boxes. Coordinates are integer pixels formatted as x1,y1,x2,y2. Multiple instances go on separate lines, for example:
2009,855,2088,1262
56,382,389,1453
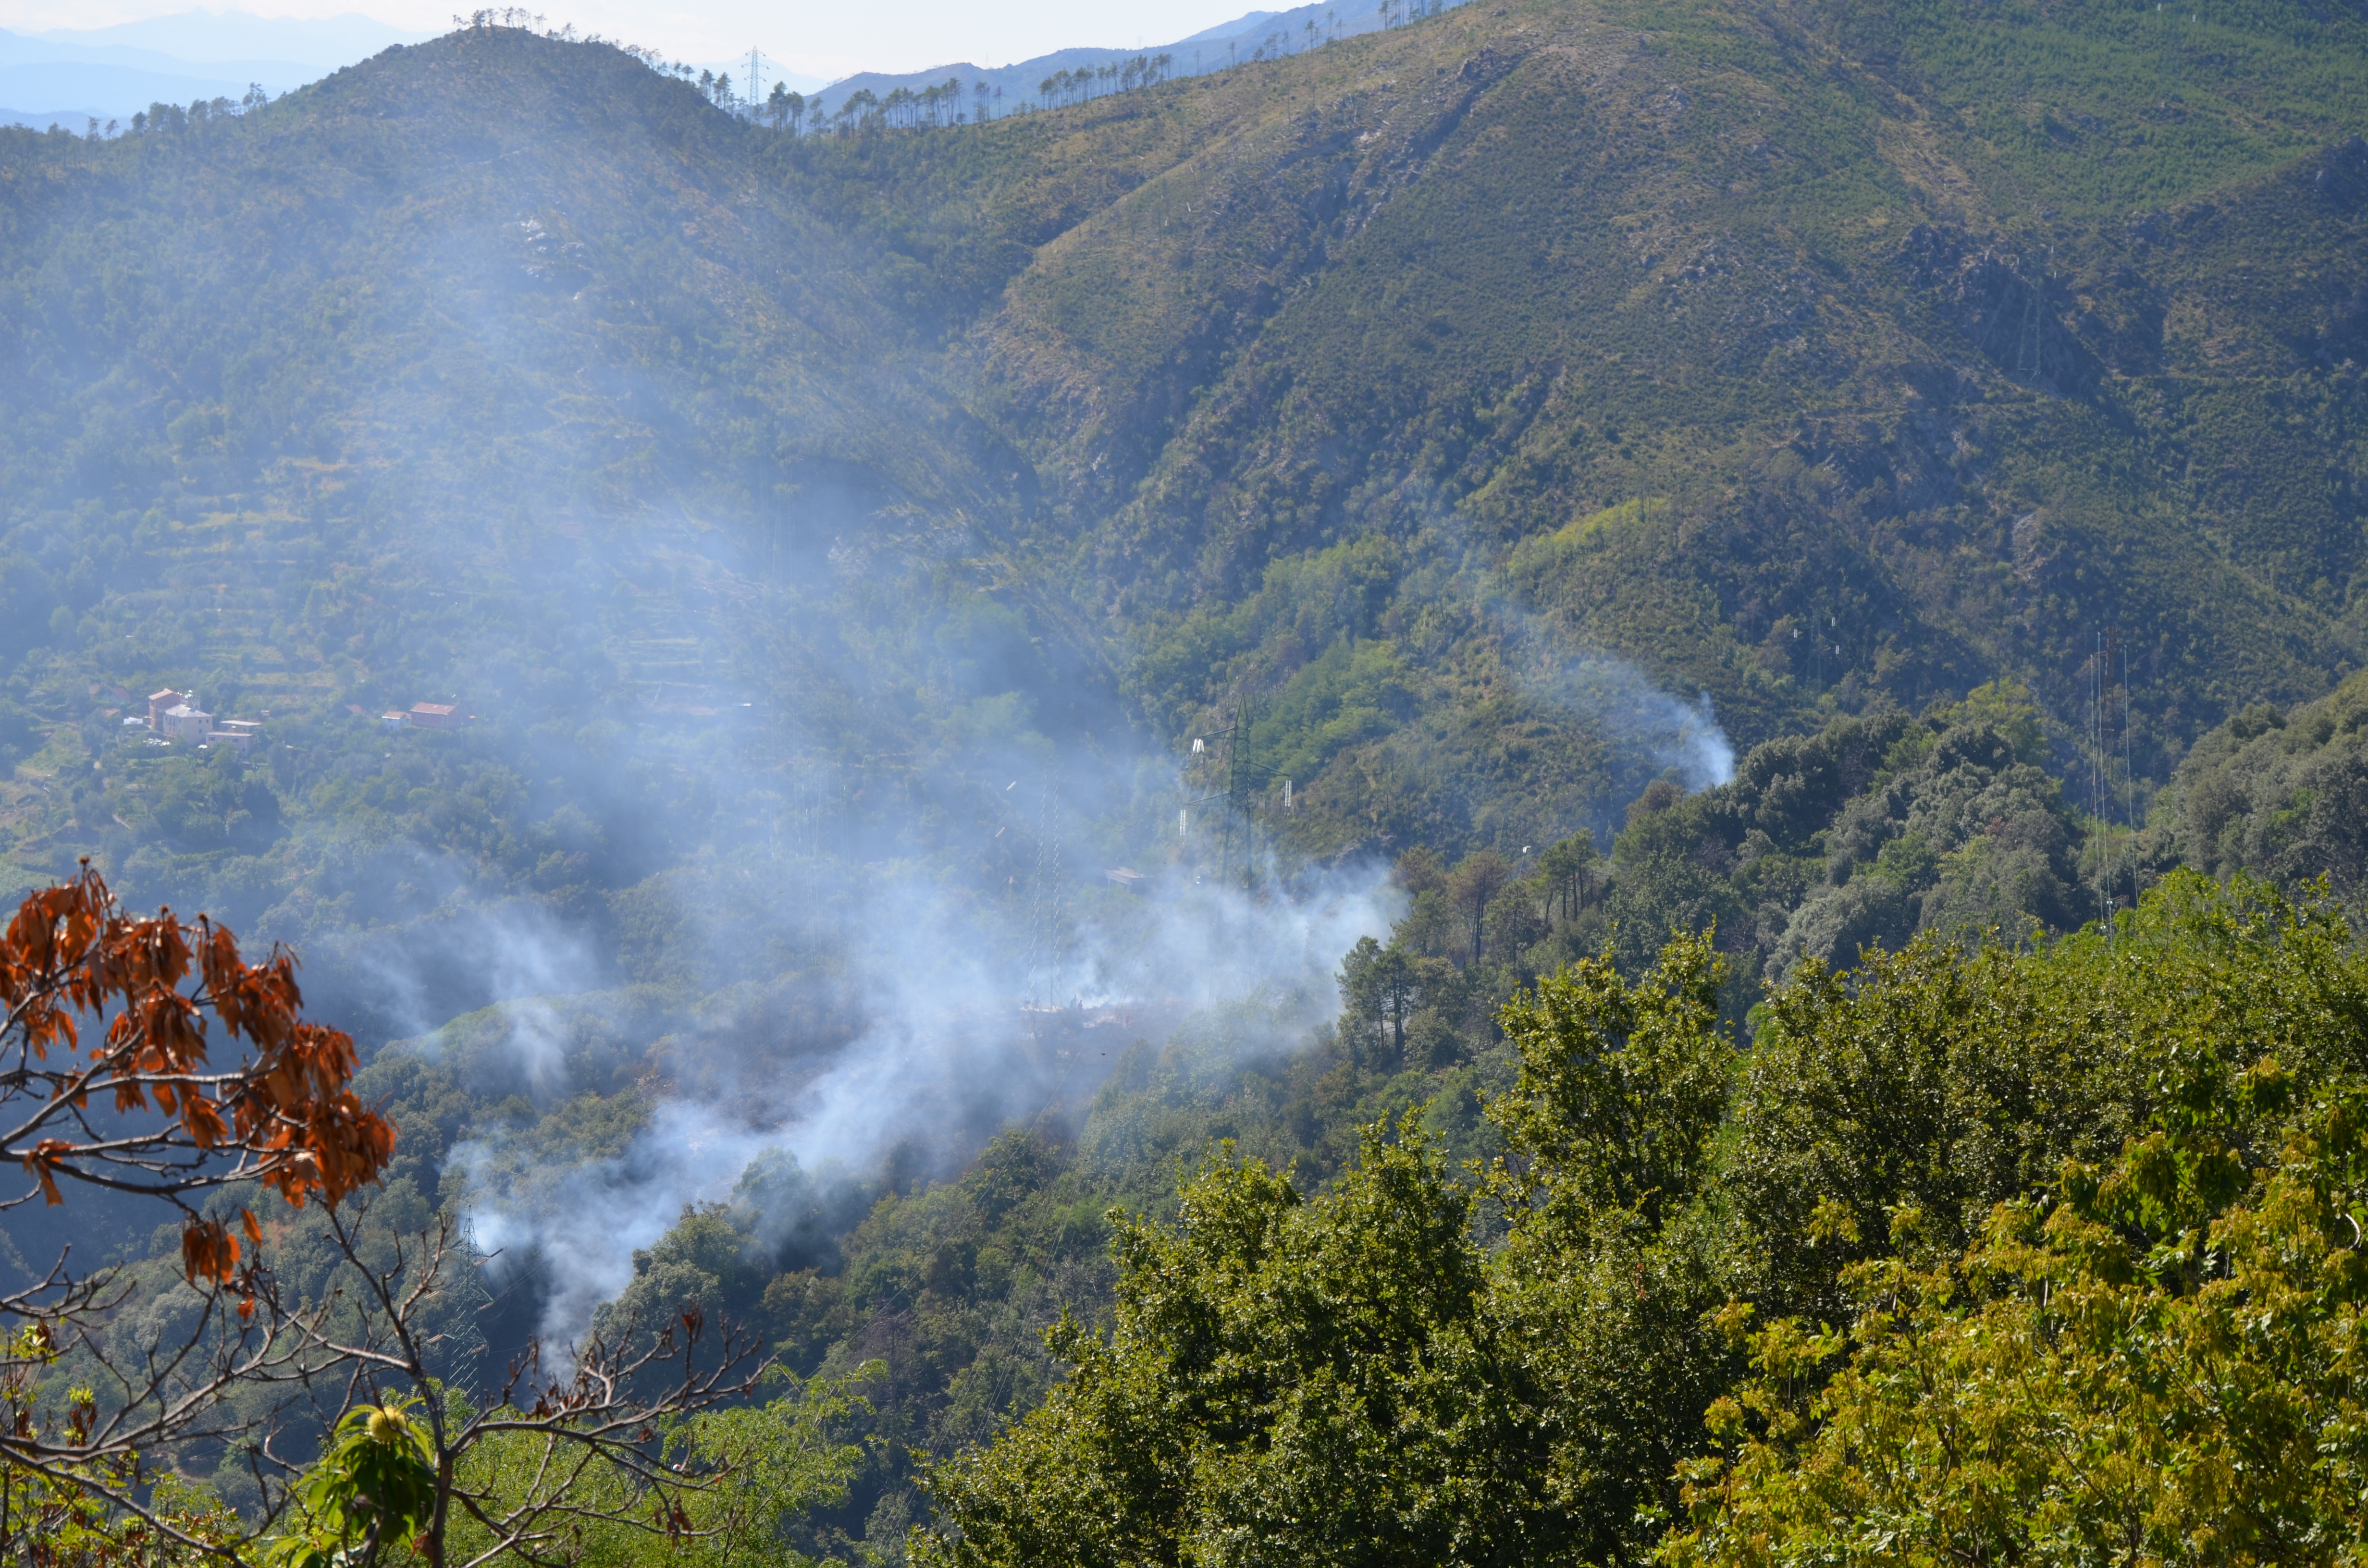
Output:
333,498,1727,1350
1530,655,1736,792
1501,621,1738,801
439,843,1401,1342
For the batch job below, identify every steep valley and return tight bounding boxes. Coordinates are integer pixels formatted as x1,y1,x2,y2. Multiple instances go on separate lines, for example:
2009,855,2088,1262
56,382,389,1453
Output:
1,0,2366,1556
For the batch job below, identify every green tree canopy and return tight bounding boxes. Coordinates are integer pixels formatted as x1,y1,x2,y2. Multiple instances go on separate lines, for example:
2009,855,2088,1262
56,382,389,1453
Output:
916,875,2368,1566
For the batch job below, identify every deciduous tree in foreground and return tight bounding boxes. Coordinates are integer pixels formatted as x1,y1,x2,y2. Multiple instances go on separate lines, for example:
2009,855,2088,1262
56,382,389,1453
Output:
0,868,842,1566
0,862,396,1550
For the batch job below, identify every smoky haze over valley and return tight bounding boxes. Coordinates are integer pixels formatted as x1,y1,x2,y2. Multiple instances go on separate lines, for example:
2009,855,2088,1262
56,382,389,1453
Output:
0,0,2365,1554
0,0,1745,1344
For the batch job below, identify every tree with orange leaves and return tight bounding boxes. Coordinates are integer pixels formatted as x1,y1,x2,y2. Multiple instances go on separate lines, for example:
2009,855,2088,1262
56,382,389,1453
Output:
1,862,396,1291
0,866,781,1565
0,862,397,1556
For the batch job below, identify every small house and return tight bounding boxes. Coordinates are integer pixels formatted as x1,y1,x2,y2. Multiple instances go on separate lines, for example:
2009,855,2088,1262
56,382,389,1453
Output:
407,703,468,730
210,719,263,755
160,699,213,744
146,688,190,730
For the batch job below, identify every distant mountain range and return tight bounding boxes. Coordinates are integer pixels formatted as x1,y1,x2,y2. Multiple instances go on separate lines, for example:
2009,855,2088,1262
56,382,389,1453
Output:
810,0,1447,118
0,8,426,128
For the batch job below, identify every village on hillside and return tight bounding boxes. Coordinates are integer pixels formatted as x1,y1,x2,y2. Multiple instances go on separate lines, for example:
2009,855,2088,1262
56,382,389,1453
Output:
122,692,479,753
132,688,263,753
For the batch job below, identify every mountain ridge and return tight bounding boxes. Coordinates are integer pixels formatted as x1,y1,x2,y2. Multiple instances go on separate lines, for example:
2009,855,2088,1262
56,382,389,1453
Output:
826,0,2366,842
811,0,1441,118
0,0,2362,895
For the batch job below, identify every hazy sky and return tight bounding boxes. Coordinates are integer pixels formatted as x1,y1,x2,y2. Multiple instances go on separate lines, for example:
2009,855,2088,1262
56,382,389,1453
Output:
0,2,1265,81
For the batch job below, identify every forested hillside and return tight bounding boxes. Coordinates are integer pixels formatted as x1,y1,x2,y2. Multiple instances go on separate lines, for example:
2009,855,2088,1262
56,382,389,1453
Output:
1,0,2366,1560
6,0,2367,880
785,0,2368,834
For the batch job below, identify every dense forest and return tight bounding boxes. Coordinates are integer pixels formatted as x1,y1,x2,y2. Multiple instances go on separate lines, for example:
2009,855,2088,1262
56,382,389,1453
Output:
1,0,2367,1560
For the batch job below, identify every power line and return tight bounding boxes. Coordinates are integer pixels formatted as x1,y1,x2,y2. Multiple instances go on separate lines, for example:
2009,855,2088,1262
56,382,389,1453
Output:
1031,774,1055,1006
2094,630,2108,938
2121,637,2137,926
1184,703,1283,889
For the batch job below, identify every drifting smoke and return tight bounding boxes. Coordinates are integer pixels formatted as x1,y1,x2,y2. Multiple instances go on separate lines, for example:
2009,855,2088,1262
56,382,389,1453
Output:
431,811,1402,1342
1529,654,1736,792
296,480,1723,1349
370,577,1735,1345
0,29,1744,1375
332,895,600,1097
278,531,1739,1350
1491,598,1739,812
